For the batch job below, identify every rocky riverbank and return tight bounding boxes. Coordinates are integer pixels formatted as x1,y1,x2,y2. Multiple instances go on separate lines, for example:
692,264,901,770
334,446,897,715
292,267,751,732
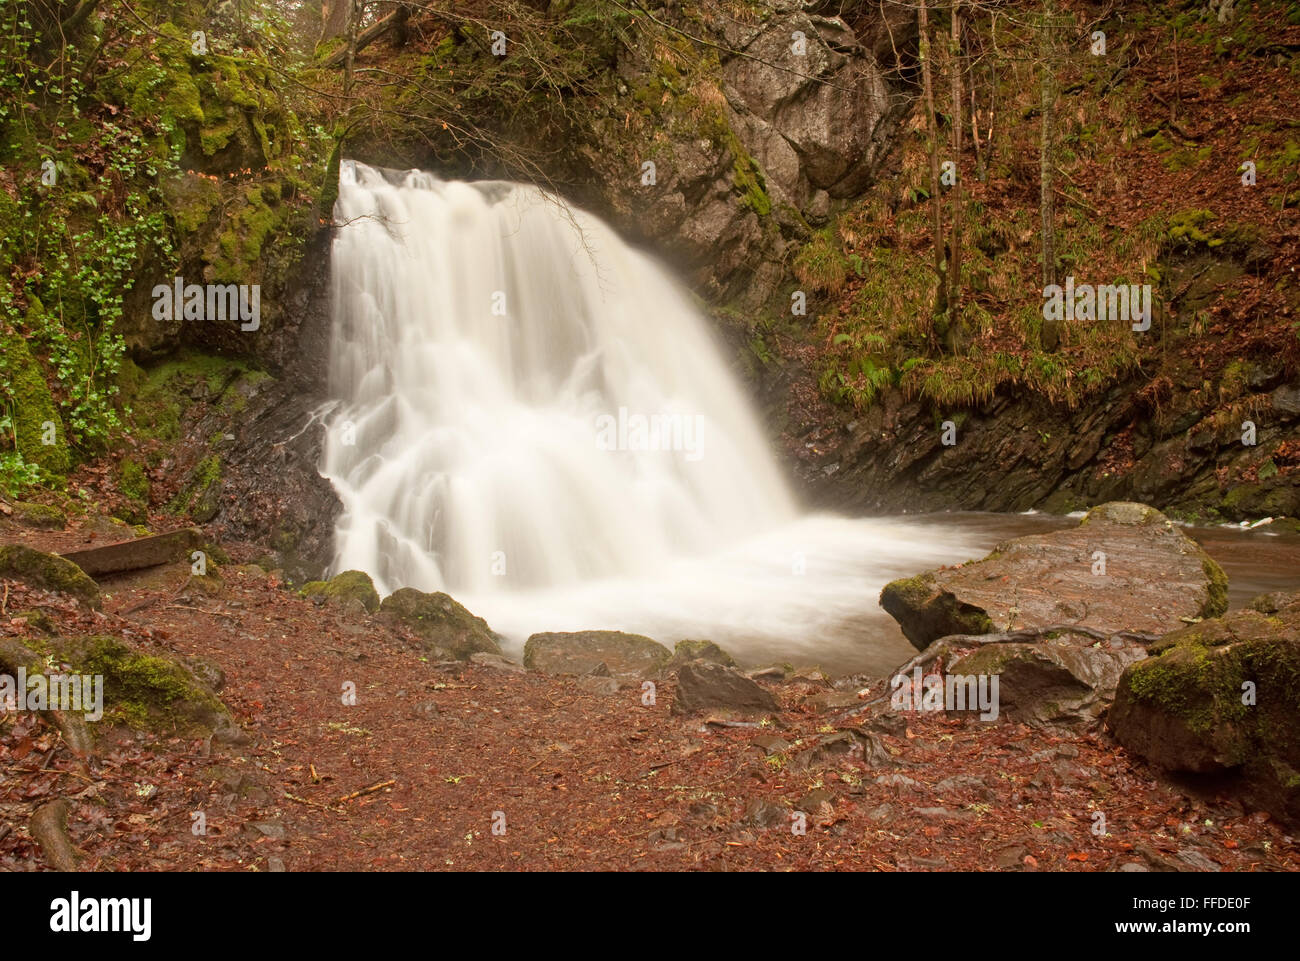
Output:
1,499,1296,871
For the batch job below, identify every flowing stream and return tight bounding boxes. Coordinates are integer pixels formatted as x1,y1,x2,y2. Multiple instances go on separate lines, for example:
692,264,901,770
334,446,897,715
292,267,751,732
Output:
320,162,1300,677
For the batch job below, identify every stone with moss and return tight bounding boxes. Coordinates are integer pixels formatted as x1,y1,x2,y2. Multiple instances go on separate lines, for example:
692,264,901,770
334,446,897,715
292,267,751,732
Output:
10,501,66,530
168,453,222,522
881,502,1228,651
301,570,380,614
0,633,241,745
524,630,671,682
0,545,100,609
1110,595,1300,827
11,609,56,635
379,587,500,659
669,639,737,669
117,459,151,504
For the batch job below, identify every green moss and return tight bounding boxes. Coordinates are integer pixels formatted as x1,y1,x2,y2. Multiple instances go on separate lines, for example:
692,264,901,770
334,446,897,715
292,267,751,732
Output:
318,136,344,218
118,459,151,503
380,588,501,659
213,183,281,280
301,570,380,613
10,501,66,530
1201,556,1230,619
45,634,231,735
729,134,771,216
880,574,935,611
1167,208,1216,245
0,545,100,608
0,331,70,476
163,172,222,235
168,454,222,521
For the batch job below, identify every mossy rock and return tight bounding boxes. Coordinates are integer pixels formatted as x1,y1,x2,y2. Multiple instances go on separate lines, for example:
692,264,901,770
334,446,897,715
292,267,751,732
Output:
879,572,994,650
0,545,100,608
669,639,738,669
301,570,380,613
1110,594,1300,826
11,609,56,635
168,453,222,522
117,459,151,504
3,634,241,743
10,501,66,530
379,588,500,659
46,634,239,740
523,630,671,681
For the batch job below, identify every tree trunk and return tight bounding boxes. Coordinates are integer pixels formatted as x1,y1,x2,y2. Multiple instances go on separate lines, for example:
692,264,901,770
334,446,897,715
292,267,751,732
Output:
919,0,948,333
321,0,352,43
948,0,964,325
1039,2,1059,350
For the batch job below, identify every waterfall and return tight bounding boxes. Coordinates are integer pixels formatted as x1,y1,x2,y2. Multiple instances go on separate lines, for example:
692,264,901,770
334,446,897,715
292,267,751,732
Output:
321,161,982,674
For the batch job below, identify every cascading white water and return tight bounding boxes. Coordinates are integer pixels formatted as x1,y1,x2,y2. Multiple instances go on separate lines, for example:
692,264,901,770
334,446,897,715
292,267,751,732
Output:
322,161,985,674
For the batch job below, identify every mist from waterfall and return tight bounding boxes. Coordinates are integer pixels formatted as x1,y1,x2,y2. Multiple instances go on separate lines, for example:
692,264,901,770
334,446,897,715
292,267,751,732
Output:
321,161,984,674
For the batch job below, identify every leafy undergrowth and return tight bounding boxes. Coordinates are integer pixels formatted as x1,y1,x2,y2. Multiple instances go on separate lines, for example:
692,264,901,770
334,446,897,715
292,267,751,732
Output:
1,516,1296,872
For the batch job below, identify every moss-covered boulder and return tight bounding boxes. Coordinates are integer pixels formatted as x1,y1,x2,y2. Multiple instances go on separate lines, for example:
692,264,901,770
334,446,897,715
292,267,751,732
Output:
9,501,66,530
2,634,242,744
880,502,1228,651
668,639,737,669
0,545,100,608
300,569,380,613
523,630,671,682
379,587,500,659
1109,594,1300,827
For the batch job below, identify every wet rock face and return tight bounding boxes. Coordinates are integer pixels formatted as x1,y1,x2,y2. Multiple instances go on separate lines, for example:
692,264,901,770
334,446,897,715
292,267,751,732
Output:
197,231,342,583
576,0,915,310
722,4,906,204
794,364,1300,523
1108,593,1300,828
880,501,1228,652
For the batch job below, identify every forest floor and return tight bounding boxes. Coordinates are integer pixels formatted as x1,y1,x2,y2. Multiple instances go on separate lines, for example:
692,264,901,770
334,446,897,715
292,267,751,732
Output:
1,516,1296,872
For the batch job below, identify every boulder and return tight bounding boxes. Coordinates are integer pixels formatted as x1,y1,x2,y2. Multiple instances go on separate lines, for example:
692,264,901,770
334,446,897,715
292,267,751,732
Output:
469,652,526,674
880,502,1228,651
667,639,737,669
300,569,380,613
1108,594,1300,827
523,630,670,682
8,501,66,530
944,628,1147,726
0,544,101,609
379,588,501,659
0,634,243,744
671,662,779,715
